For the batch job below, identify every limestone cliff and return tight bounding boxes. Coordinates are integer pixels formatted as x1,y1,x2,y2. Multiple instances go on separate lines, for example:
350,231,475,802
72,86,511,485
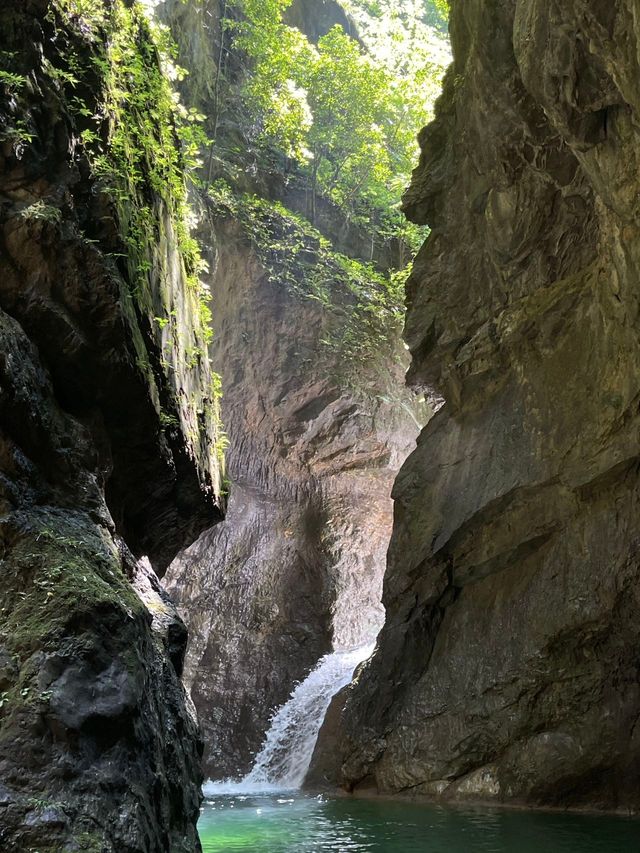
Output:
0,1,223,849
157,0,426,781
165,200,423,779
317,0,640,812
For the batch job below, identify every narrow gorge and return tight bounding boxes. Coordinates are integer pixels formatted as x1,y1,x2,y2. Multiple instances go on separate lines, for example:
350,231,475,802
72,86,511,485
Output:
158,0,434,785
1,1,640,852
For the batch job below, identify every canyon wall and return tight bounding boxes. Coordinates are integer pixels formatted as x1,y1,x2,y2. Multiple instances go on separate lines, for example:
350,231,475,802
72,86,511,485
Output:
0,1,223,849
158,0,426,780
165,206,422,779
157,0,426,779
315,0,640,811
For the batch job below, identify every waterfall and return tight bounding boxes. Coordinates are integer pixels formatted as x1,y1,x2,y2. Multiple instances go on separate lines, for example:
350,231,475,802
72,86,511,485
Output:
204,643,374,795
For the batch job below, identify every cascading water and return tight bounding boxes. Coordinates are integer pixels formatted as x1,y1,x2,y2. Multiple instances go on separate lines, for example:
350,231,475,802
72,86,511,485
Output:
246,643,375,788
204,643,374,795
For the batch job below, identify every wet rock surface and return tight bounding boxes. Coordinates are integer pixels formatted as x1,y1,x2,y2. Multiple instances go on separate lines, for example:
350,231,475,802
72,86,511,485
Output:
316,0,640,812
0,1,222,849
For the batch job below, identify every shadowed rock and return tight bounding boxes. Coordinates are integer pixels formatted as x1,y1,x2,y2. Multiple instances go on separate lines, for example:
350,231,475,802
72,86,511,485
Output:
313,0,640,812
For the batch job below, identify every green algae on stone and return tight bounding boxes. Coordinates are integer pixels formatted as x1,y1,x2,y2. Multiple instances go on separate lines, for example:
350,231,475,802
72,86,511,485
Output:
44,0,225,499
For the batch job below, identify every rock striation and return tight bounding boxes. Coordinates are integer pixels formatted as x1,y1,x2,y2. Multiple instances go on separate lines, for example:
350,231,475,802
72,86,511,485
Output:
0,1,223,849
316,0,640,812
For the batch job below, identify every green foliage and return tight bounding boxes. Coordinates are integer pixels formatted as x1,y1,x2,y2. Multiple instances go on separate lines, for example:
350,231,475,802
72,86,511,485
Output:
0,120,36,150
208,180,406,375
348,0,449,38
0,69,27,91
223,0,447,251
0,48,36,149
53,0,107,31
341,1,450,101
301,27,393,212
231,0,311,157
27,0,226,477
48,0,212,334
432,0,450,21
19,200,62,224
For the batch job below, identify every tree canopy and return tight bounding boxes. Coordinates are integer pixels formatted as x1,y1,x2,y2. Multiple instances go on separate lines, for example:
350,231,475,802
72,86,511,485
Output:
220,0,449,252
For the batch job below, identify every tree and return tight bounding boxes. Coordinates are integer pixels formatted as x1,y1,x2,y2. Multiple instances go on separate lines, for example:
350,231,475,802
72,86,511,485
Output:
226,0,447,251
300,27,393,221
232,0,311,157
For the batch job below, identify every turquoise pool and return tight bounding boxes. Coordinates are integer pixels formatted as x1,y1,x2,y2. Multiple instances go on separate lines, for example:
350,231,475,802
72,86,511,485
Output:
199,790,640,852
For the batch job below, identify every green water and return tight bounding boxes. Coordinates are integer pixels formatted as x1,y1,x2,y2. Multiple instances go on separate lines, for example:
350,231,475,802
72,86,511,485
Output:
198,791,640,852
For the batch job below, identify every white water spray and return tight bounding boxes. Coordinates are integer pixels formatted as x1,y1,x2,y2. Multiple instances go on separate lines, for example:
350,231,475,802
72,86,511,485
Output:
204,643,374,795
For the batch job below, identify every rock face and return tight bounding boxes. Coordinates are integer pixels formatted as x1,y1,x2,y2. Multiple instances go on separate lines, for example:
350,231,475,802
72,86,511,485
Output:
0,1,223,849
165,211,422,779
317,0,640,811
285,0,360,43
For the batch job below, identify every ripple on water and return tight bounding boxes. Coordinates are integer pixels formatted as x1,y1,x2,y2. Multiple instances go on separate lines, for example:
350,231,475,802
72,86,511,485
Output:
198,792,640,853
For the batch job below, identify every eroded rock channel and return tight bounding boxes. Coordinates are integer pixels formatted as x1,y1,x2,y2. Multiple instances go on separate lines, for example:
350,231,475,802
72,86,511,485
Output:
164,214,422,779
